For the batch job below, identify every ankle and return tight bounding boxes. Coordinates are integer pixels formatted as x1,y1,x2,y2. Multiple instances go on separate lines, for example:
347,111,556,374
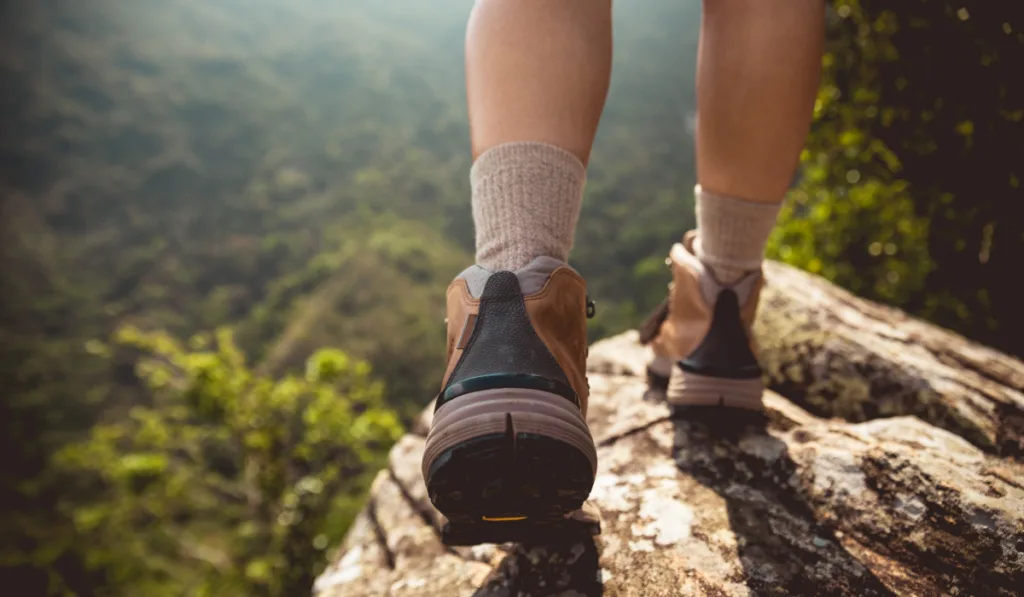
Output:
693,185,781,285
471,142,586,271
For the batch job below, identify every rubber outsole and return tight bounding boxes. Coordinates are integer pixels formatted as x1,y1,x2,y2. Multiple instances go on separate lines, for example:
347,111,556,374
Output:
422,390,597,542
440,502,602,546
667,368,764,410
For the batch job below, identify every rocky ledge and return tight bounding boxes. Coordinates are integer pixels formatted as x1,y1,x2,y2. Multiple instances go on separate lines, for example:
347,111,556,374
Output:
315,262,1024,597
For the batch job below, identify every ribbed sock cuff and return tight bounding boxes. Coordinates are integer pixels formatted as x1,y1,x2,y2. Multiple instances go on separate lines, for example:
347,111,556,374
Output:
693,185,782,284
471,142,586,271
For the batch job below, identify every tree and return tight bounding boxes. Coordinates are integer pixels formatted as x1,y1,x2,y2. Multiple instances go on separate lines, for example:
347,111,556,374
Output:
54,327,402,597
770,0,1023,356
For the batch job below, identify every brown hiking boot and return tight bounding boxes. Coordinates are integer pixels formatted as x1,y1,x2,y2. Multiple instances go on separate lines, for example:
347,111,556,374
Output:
638,231,765,410
422,257,598,544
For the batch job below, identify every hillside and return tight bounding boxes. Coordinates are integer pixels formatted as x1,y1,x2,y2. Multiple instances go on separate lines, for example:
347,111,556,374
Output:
0,0,703,426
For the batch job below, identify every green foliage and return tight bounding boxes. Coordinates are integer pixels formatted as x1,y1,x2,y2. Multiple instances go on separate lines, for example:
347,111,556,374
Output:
770,0,1022,353
240,214,470,418
54,327,401,597
768,133,933,305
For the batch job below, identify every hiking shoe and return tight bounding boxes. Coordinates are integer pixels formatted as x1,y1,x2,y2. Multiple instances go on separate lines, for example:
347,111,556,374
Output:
422,257,598,531
637,231,765,410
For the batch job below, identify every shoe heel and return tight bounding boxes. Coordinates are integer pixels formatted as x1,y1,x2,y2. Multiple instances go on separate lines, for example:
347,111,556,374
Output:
668,369,764,410
422,389,596,525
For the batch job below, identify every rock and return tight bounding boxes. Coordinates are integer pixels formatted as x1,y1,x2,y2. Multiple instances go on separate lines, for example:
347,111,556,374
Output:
316,262,1024,597
756,261,1024,457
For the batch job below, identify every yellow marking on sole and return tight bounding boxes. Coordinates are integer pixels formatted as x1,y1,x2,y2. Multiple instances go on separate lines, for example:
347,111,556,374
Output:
482,515,527,522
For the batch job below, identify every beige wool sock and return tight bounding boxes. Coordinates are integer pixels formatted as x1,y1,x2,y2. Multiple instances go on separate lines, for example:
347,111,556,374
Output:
471,142,586,271
693,184,782,285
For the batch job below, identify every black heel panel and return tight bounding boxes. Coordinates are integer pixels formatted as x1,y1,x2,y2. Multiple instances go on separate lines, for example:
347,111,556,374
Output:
679,289,761,379
439,272,577,409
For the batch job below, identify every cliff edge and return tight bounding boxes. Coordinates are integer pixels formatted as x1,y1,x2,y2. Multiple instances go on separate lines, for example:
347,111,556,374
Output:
314,261,1024,597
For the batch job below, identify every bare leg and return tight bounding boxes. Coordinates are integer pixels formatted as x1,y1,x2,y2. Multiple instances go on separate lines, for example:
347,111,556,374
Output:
466,0,613,166
422,0,613,541
642,0,826,408
696,0,825,204
692,0,825,284
466,0,613,271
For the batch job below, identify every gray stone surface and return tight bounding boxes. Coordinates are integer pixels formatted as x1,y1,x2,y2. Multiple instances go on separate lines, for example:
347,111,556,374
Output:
316,262,1024,597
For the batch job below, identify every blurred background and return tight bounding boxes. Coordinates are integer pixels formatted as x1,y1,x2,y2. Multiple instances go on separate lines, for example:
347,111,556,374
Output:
0,0,1019,595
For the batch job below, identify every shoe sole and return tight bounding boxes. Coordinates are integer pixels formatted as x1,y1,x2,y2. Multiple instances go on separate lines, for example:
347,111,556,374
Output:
422,388,597,534
667,368,764,410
